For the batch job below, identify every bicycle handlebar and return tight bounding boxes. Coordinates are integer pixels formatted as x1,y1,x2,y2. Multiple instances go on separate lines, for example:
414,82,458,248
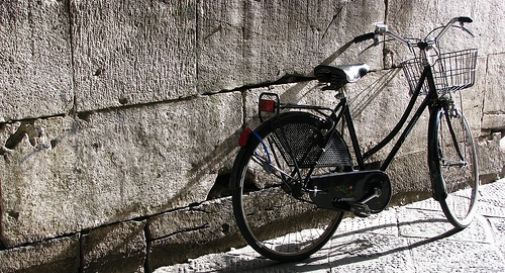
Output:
353,16,474,50
353,32,376,43
457,16,473,23
431,16,473,44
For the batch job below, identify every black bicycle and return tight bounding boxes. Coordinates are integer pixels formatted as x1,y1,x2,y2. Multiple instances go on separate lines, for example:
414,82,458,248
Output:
230,17,479,262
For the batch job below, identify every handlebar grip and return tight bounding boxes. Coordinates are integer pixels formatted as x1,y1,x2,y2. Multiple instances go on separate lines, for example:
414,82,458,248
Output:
353,32,375,43
457,16,473,23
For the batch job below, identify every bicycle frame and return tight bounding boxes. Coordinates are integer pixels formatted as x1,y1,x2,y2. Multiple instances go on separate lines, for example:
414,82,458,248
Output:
321,63,442,172
265,45,468,191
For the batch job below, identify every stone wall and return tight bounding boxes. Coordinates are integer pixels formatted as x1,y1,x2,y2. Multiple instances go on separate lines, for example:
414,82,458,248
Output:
0,0,504,272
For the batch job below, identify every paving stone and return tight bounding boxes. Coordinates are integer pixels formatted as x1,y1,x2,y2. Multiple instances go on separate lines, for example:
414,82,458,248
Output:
71,0,197,111
152,181,505,273
326,233,415,273
336,208,399,237
153,250,290,273
0,235,79,273
479,179,505,199
487,217,505,257
408,238,505,273
0,0,74,121
153,233,415,273
405,196,441,211
476,180,505,218
477,196,505,218
397,209,491,243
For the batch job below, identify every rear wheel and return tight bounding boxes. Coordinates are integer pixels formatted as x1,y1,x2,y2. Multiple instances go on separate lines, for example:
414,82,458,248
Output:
430,107,479,229
231,112,344,262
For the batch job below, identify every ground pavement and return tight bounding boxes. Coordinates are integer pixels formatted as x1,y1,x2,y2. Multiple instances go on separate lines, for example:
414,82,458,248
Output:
155,179,505,273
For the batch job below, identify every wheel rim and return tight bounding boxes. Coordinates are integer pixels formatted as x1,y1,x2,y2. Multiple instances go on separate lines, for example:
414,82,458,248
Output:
235,119,343,260
437,110,479,227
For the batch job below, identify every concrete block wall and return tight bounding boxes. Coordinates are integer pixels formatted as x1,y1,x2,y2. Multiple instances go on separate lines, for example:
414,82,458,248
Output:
0,0,504,272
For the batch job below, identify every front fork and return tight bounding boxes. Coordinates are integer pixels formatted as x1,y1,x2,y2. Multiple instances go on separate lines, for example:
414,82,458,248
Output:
428,104,446,201
427,96,459,201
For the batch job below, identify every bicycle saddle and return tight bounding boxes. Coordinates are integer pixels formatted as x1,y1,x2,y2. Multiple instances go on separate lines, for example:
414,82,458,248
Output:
314,64,370,87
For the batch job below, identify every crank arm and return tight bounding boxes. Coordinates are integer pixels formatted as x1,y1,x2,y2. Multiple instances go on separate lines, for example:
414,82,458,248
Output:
360,188,382,204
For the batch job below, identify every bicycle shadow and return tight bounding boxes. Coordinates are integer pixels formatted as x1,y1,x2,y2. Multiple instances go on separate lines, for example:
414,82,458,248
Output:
203,218,462,273
186,39,396,197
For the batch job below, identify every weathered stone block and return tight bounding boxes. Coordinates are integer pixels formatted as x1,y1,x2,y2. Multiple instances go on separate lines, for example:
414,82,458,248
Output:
148,191,333,268
81,221,146,273
198,0,385,93
243,80,320,129
147,197,243,270
71,0,197,111
483,115,505,132
0,0,73,121
344,70,430,161
477,133,505,179
0,235,79,273
0,117,80,247
0,93,243,247
482,53,505,131
386,0,505,65
387,151,431,197
458,57,487,134
244,70,430,162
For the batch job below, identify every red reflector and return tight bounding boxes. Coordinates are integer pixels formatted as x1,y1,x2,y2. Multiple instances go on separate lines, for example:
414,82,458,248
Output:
239,128,253,147
259,99,276,113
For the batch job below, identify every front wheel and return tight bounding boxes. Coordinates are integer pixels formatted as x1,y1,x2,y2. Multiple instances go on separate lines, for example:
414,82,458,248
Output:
429,107,479,229
230,112,344,262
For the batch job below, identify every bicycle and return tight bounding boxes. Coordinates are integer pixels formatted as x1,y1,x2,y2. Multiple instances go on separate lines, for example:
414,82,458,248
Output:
230,16,479,262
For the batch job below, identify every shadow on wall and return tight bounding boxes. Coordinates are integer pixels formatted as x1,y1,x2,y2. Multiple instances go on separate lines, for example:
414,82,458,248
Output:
205,40,396,200
349,69,400,118
0,37,393,248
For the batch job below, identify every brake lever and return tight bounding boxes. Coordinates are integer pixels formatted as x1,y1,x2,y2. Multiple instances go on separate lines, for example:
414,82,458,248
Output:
459,23,475,37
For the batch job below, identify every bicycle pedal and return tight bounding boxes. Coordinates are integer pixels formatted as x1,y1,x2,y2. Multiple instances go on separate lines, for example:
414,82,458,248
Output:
350,203,371,218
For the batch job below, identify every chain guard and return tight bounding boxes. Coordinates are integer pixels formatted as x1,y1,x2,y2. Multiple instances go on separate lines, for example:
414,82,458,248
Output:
308,170,392,213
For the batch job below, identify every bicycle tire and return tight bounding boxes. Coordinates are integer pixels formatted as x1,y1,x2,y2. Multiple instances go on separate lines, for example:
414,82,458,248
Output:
231,111,344,262
429,107,479,229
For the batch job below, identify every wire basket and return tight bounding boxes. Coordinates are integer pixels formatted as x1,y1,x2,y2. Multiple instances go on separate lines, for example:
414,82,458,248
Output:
402,48,477,95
